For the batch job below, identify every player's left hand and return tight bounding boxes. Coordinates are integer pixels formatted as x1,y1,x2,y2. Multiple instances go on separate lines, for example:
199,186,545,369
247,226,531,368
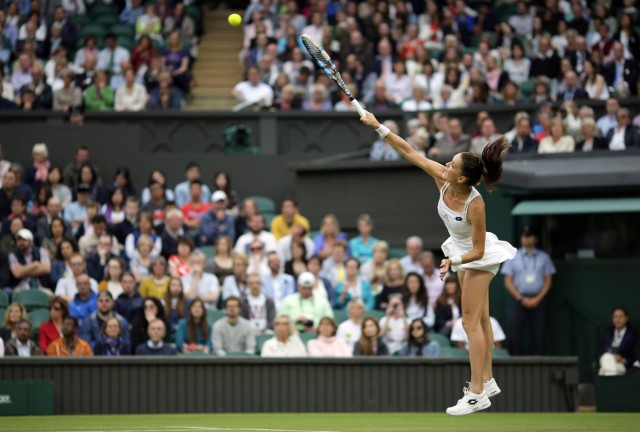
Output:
439,259,451,280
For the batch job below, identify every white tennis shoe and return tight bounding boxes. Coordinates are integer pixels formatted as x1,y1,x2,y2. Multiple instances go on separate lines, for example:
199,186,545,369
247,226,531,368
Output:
446,387,491,416
484,378,501,398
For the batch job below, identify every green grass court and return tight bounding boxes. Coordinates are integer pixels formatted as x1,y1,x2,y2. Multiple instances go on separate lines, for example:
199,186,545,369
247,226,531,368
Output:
2,413,639,432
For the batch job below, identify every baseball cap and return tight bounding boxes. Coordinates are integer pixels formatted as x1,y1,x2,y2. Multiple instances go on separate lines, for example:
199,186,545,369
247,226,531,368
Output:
297,272,315,287
16,228,33,241
77,183,92,193
212,190,227,202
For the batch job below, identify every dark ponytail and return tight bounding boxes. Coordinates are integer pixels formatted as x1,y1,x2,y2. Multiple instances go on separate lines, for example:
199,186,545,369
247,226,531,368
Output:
460,137,511,193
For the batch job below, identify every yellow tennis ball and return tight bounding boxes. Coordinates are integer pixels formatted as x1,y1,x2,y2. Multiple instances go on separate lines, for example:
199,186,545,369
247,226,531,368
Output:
228,13,242,26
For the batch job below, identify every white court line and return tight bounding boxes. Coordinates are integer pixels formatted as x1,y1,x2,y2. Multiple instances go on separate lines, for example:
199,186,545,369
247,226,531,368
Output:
168,426,340,432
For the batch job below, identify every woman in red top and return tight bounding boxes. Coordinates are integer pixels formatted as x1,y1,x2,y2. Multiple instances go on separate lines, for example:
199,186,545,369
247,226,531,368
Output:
38,296,69,353
168,237,194,278
131,35,157,75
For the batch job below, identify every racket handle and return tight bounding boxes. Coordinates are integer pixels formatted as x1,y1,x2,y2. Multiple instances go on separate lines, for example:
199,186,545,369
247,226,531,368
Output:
351,99,365,117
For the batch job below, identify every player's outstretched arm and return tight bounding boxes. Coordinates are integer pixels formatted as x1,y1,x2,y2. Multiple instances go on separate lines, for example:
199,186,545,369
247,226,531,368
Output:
360,110,446,187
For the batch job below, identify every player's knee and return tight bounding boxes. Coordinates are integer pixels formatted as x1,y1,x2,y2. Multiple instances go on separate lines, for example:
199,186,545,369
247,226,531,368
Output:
462,315,481,334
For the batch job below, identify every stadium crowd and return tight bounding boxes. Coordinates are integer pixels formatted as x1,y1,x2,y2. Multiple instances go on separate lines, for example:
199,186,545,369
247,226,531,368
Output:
230,0,640,155
0,142,637,372
0,0,201,112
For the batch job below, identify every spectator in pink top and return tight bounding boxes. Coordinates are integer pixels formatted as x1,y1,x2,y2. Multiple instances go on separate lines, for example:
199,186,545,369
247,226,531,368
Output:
307,317,352,357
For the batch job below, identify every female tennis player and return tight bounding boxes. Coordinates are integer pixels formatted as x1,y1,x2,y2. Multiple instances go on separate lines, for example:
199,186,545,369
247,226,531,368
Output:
359,110,516,416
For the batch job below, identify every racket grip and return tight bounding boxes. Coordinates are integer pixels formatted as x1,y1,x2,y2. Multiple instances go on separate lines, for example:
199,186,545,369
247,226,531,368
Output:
351,99,365,117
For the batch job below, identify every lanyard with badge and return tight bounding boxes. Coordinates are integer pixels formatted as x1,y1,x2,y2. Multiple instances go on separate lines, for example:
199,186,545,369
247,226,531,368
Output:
521,252,537,284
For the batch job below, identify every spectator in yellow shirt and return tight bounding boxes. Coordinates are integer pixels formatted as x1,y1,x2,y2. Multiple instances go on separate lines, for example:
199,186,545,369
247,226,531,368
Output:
139,256,171,299
270,199,310,240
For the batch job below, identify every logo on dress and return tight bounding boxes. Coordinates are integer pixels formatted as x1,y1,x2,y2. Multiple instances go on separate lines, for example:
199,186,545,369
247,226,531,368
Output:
455,216,463,221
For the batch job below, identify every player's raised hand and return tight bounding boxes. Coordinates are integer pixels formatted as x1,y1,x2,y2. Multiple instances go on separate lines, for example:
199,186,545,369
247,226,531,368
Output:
360,110,381,129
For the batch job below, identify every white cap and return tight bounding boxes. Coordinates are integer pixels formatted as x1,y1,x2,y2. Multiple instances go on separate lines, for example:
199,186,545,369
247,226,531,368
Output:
211,190,228,202
297,272,315,287
16,228,33,241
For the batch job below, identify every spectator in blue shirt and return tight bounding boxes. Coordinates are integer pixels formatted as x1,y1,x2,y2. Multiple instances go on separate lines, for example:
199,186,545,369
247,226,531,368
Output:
120,0,145,26
349,214,378,264
63,183,91,236
79,290,130,350
199,191,235,246
115,272,144,322
69,273,98,326
501,227,556,356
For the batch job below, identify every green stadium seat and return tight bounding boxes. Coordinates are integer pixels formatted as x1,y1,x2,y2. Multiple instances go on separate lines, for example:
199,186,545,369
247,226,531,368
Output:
0,290,8,308
12,290,50,312
28,309,50,330
299,332,316,346
185,4,203,34
255,333,274,355
118,36,135,52
206,308,226,325
427,48,443,60
79,24,107,39
519,78,536,98
109,23,136,39
200,245,215,259
332,309,349,325
89,4,116,17
227,351,256,357
248,196,276,214
93,14,119,28
69,15,91,31
0,308,5,323
388,248,405,259
367,310,386,321
492,347,510,358
152,39,166,51
427,332,451,348
439,346,469,358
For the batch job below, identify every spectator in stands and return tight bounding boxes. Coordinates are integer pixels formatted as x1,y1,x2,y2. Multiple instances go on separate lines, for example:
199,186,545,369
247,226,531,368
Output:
598,307,638,376
199,191,235,246
50,238,76,286
163,276,187,336
280,272,333,333
39,296,68,352
205,235,233,285
68,273,98,323
86,233,117,283
180,180,211,234
136,3,162,42
235,213,276,256
334,257,374,311
139,256,170,299
604,42,639,97
62,146,101,189
240,273,275,335
313,214,348,260
503,41,530,85
615,13,640,60
576,118,607,152
302,83,332,112
128,234,154,281
93,317,131,356
212,296,255,356
530,35,560,80
606,108,639,151
160,209,184,258
130,297,170,349
402,318,440,357
74,37,98,72
125,212,161,259
40,216,68,260
336,299,365,348
402,272,435,330
181,250,219,308
502,226,555,356
450,316,506,351
262,252,295,307
232,65,274,109
79,290,129,350
130,35,156,77
308,317,352,358
35,196,66,243
365,80,397,111
114,68,148,112
163,32,191,96
556,70,589,102
222,253,249,299
9,228,51,292
470,118,501,156
167,236,193,278
135,318,177,355
174,162,210,209
163,3,195,50
434,277,461,337
419,251,443,306
55,254,99,302
115,273,143,322
175,298,211,354
140,181,166,226
47,316,92,356
399,236,423,276
52,68,81,111
23,143,48,193
270,199,310,241
509,117,539,154
98,257,125,299
360,241,388,297
379,294,409,354
0,302,26,343
211,171,238,216
348,214,378,264
582,60,609,101
62,183,90,236
4,319,42,356
260,314,307,357
101,187,126,226
0,170,18,219
597,98,619,138
2,194,35,236
62,0,86,16
370,120,401,161
377,258,404,311
48,167,72,208
538,117,575,154
79,215,118,257
429,118,471,162
120,0,144,26
97,33,130,89
354,317,388,356
1,217,22,254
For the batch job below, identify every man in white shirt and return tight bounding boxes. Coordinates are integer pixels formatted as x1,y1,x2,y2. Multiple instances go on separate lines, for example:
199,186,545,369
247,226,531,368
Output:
4,320,43,357
450,317,506,351
260,314,307,357
400,236,424,276
508,1,533,36
232,65,274,108
420,251,444,305
261,252,296,308
240,273,276,334
96,33,130,89
277,224,315,262
596,97,619,137
606,108,638,151
234,213,276,255
55,254,99,301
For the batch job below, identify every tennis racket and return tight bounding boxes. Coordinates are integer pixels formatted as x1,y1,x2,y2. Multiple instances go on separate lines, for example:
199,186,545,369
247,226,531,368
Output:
301,33,365,117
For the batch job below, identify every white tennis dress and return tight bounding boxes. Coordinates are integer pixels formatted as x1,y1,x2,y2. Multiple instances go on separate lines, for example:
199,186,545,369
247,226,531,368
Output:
437,182,516,275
